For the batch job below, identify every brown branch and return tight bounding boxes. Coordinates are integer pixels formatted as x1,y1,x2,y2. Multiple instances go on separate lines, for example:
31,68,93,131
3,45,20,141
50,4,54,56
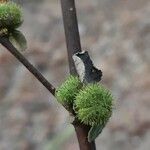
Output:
0,36,56,96
60,0,81,75
60,0,96,149
73,121,96,150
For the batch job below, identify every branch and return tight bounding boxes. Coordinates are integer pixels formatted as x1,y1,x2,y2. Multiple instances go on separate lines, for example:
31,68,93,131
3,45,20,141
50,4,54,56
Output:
60,0,81,75
60,0,96,149
73,121,96,150
0,36,56,96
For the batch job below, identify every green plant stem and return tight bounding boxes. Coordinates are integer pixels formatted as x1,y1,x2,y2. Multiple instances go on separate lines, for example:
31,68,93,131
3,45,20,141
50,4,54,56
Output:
0,36,56,96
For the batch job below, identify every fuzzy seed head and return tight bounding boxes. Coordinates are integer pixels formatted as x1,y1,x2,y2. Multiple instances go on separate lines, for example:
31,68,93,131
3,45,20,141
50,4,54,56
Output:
0,2,23,30
75,84,113,126
56,76,82,106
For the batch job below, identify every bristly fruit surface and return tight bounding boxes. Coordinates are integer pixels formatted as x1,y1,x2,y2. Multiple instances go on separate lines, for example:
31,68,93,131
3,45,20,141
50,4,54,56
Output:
0,2,23,31
75,83,113,126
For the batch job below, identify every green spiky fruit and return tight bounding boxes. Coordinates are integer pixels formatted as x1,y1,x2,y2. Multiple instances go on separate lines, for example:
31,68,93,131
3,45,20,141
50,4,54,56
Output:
75,83,113,126
0,2,23,31
56,76,82,106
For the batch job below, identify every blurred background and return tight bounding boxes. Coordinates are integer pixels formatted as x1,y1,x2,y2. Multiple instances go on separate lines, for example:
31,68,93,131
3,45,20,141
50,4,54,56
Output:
0,0,150,149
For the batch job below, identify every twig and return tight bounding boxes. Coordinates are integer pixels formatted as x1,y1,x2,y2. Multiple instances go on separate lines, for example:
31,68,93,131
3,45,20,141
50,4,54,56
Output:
0,36,56,96
60,0,96,149
73,121,96,150
60,0,81,75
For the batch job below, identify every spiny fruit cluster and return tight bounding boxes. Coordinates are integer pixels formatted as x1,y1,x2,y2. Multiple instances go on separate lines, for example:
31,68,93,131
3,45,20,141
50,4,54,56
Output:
0,1,23,34
56,76,82,106
0,1,27,51
56,75,113,127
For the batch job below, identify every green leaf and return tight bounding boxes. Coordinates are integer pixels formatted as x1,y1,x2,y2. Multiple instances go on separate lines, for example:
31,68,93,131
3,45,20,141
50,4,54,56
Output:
9,30,27,51
88,124,105,142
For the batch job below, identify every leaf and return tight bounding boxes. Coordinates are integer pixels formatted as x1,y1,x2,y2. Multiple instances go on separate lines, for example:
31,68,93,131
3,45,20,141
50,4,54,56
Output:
88,124,105,142
9,30,27,51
